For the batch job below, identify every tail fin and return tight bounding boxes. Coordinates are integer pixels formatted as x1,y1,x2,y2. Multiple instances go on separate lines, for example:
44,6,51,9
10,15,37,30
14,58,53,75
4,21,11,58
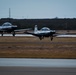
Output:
34,25,38,33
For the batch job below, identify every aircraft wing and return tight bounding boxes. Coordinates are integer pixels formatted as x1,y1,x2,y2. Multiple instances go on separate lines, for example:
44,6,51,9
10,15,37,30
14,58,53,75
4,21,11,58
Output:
14,28,32,32
25,31,44,37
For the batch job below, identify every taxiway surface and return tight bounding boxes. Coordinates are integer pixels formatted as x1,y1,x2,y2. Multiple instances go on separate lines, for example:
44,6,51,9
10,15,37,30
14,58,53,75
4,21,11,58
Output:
0,58,76,75
0,67,76,75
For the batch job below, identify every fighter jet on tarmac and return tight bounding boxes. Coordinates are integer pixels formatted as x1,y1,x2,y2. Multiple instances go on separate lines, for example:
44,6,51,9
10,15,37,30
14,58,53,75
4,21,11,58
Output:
0,22,17,36
26,25,56,41
0,22,31,36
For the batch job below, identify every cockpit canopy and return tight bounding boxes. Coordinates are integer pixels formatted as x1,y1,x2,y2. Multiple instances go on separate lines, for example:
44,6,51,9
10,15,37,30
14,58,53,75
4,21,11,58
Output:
2,22,12,26
40,27,50,31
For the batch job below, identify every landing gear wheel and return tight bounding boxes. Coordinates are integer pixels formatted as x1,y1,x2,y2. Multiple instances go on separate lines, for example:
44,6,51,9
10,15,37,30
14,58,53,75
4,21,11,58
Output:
12,31,15,36
50,35,53,41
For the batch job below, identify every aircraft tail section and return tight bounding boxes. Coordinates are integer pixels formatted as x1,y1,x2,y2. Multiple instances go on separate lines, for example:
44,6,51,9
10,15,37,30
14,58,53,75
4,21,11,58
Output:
34,25,38,33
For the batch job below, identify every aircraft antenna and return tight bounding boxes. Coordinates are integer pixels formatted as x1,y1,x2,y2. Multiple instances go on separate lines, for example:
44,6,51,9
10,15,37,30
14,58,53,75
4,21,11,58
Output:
9,8,11,18
9,8,11,22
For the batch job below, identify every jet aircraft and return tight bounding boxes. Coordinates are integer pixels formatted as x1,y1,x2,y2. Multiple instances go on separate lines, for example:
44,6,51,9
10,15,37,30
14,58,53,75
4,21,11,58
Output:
0,22,31,36
26,25,56,41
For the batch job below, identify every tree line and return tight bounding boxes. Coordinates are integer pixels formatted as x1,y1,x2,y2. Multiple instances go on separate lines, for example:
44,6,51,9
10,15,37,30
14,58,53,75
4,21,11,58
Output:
0,18,76,30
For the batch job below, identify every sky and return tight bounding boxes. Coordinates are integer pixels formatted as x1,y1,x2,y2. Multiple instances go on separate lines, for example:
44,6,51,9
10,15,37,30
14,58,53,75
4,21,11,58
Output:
0,0,76,19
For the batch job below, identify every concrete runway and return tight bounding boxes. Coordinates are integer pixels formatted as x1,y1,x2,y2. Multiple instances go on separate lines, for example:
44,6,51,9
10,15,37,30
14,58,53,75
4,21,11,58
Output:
0,34,76,37
57,34,76,37
0,67,76,75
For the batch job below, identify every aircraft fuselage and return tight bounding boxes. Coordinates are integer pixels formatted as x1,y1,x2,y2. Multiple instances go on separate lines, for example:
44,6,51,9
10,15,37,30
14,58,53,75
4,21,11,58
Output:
0,25,17,32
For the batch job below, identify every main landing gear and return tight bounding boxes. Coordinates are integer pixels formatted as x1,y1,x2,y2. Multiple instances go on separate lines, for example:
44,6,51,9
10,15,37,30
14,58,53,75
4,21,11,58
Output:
39,36,44,40
50,35,53,41
39,35,53,41
12,31,15,36
0,31,15,36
